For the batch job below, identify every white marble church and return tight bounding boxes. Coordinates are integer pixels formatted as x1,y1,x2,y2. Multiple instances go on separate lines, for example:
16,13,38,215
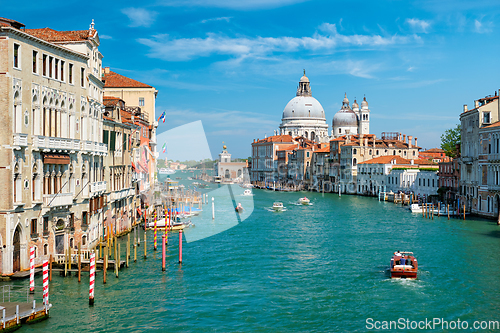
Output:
277,71,371,142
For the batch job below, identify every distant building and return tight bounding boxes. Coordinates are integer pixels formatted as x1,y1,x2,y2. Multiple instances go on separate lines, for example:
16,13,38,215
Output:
419,148,450,163
251,135,296,182
214,145,247,182
332,94,370,138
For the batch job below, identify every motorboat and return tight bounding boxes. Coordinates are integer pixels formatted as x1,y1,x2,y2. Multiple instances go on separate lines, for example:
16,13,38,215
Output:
390,251,418,279
272,202,284,211
159,168,176,175
243,189,252,196
409,203,422,213
235,203,244,213
298,197,310,205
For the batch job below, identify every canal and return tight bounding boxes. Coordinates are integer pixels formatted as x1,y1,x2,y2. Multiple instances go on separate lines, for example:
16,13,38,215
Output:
12,185,500,332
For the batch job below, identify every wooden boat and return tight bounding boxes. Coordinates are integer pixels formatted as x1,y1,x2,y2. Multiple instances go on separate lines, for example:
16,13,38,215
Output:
390,251,418,279
235,203,244,213
298,197,310,205
272,202,284,211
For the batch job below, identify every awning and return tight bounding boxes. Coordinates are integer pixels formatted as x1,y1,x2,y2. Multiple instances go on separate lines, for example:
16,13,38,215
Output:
43,153,70,164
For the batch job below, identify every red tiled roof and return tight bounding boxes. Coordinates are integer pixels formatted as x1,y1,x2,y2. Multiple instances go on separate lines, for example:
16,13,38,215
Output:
277,144,298,151
255,135,294,144
359,156,412,165
415,159,438,166
421,148,445,153
314,146,330,153
103,71,152,88
25,28,96,42
0,17,25,29
483,120,500,128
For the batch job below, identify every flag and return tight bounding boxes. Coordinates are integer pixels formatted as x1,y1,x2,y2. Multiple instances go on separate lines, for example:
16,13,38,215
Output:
162,142,167,154
157,111,166,123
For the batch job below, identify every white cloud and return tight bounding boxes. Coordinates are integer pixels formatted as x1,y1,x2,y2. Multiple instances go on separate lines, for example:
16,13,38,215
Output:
100,34,113,40
121,7,157,28
405,18,431,33
200,16,232,24
158,0,309,10
137,23,414,62
474,19,493,33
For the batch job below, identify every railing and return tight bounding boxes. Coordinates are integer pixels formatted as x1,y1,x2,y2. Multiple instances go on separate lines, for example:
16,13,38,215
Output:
488,184,500,192
32,135,80,151
110,188,133,201
43,192,73,207
13,133,28,147
53,249,94,264
90,181,107,194
81,141,107,154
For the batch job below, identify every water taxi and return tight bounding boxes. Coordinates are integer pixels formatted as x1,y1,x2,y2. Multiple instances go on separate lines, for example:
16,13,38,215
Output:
235,203,244,213
272,202,284,211
298,197,310,205
243,189,252,196
390,251,418,279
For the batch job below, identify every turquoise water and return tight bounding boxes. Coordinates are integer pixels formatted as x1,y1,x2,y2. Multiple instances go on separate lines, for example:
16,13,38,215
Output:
11,183,500,332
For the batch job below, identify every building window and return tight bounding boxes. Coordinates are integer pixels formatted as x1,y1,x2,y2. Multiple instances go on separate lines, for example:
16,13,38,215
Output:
43,216,49,234
31,218,37,236
32,50,38,73
54,59,59,80
81,68,85,87
353,149,357,154
306,152,310,158
82,211,88,227
13,44,20,68
139,98,144,106
43,244,48,255
60,61,65,81
49,56,53,78
69,64,73,84
484,112,491,124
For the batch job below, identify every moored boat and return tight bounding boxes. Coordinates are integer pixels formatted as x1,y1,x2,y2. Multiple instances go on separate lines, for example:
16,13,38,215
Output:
409,203,422,213
272,202,284,211
298,197,310,205
390,251,418,279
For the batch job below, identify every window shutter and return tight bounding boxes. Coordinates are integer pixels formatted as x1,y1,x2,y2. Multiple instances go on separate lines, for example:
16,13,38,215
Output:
110,131,116,151
103,130,109,144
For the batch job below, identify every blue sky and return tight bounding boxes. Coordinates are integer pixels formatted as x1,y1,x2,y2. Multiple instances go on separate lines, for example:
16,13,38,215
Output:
5,0,500,159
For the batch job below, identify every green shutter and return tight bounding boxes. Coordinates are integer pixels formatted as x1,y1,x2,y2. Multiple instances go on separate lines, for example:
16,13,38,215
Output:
110,131,116,151
123,133,127,151
103,130,109,144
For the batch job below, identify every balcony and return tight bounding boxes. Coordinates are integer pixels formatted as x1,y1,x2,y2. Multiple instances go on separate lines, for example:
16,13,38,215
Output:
13,133,28,148
110,188,134,201
81,141,107,155
32,135,80,152
43,192,73,208
90,181,107,195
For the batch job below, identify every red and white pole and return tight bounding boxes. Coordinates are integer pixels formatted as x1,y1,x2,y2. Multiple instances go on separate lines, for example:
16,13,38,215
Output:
29,246,35,294
179,229,183,264
162,235,166,271
42,260,49,306
89,252,95,306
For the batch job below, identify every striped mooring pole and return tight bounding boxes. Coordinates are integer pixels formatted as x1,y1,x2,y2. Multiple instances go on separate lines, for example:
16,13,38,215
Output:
89,252,95,306
42,260,49,306
29,246,35,294
154,210,158,251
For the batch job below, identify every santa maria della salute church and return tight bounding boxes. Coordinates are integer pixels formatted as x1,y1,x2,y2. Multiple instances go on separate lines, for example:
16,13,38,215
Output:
277,71,370,142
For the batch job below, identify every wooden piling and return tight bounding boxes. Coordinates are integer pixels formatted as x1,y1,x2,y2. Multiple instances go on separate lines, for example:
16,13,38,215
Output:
116,244,120,278
78,242,81,283
103,246,107,284
134,243,137,262
69,246,72,266
49,254,52,282
126,236,130,268
99,242,102,260
432,204,434,220
64,249,67,277
463,204,466,220
438,203,440,218
447,204,450,220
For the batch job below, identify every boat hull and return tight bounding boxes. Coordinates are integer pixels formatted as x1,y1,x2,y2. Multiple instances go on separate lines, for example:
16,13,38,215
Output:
390,270,417,279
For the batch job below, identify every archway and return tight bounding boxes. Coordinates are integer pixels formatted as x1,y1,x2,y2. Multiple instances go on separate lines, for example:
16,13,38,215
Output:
12,226,21,272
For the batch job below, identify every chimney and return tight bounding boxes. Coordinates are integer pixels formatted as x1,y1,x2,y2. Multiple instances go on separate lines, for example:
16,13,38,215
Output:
408,136,413,149
403,134,406,143
463,104,468,112
415,137,418,147
373,137,376,148
359,134,364,146
475,100,479,108
104,67,110,74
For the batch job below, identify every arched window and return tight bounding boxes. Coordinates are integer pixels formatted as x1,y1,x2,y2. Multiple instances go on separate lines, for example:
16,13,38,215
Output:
225,169,230,178
339,128,341,134
353,158,357,166
304,131,308,139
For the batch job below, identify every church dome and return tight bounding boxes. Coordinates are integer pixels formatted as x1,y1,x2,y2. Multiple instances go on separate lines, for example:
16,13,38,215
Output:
332,108,358,127
352,99,359,109
299,74,309,83
282,96,325,119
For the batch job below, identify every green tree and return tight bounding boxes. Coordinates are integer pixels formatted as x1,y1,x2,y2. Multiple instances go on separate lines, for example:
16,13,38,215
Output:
440,124,461,158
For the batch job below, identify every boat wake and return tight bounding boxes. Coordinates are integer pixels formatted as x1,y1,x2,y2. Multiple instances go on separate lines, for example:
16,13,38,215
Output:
264,207,287,212
291,202,313,206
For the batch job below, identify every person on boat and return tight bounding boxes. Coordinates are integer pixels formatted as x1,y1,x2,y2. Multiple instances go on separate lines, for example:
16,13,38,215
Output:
395,251,402,256
400,257,406,265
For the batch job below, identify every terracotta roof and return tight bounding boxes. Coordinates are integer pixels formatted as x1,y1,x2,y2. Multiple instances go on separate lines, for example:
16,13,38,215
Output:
25,27,96,42
103,71,152,88
277,144,298,152
314,146,330,153
483,120,500,128
103,96,122,108
0,17,25,29
359,156,412,165
415,159,438,166
103,115,114,122
255,135,294,144
421,148,445,153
